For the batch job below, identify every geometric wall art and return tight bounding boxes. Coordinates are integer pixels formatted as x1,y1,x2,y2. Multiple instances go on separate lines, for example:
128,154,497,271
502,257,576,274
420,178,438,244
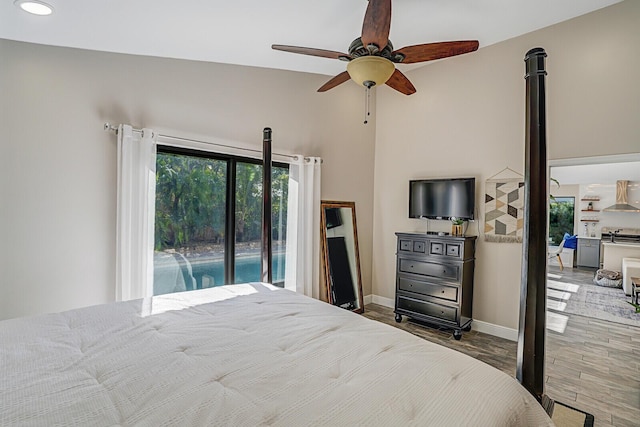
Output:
484,180,525,243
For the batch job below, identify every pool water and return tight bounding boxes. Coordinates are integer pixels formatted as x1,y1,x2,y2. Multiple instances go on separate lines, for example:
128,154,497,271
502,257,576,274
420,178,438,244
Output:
187,252,286,288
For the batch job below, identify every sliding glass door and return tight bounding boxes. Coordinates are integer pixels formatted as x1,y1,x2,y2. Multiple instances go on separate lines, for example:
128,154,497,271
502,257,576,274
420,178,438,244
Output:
233,163,288,284
153,146,288,295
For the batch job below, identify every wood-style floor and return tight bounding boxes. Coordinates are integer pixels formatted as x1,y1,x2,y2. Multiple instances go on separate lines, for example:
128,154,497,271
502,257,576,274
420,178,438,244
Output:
363,267,640,427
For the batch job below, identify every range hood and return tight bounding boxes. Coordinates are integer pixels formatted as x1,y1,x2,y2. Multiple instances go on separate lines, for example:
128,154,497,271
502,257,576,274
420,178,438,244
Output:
603,180,640,212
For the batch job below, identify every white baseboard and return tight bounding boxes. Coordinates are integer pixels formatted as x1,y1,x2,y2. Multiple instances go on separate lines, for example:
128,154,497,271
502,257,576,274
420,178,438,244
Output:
471,320,518,342
364,294,518,342
370,294,394,308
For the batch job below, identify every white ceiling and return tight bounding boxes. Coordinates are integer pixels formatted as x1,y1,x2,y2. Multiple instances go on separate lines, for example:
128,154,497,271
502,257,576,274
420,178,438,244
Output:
0,0,623,77
552,163,640,186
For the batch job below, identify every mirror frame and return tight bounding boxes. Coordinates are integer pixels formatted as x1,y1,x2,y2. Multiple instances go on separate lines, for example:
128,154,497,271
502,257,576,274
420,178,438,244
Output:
320,200,365,314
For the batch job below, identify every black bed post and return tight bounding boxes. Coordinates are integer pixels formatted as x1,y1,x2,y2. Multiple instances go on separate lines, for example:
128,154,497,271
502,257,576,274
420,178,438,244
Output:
261,127,273,283
516,47,552,410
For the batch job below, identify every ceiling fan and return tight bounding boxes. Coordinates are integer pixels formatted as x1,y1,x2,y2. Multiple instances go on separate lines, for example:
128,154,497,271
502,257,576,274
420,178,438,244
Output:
272,0,479,95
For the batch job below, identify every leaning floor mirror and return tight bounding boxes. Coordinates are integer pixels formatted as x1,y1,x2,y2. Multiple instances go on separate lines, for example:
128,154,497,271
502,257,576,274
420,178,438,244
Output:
320,201,364,314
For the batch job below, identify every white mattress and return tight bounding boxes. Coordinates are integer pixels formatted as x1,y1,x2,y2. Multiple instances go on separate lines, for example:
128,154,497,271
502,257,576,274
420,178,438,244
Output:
1,283,553,426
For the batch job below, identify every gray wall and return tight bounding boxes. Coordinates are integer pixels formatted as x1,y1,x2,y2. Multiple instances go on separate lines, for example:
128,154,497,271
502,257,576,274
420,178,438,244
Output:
3,1,639,333
372,0,640,335
0,41,376,319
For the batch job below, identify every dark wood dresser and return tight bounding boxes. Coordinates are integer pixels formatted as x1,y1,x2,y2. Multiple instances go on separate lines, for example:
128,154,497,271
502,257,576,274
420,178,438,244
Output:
394,232,476,340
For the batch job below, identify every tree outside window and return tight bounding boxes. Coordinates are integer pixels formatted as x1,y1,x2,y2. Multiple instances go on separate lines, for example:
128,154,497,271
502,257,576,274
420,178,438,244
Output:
549,197,574,245
153,149,288,295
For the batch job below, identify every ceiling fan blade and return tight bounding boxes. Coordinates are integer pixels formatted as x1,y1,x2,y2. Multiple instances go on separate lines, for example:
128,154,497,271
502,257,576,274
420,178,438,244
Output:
385,69,416,95
392,41,479,64
318,71,351,92
361,0,392,50
272,45,351,60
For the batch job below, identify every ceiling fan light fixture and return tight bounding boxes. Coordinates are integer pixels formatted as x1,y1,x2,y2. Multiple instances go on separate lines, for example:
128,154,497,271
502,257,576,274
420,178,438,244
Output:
347,56,395,88
14,0,54,15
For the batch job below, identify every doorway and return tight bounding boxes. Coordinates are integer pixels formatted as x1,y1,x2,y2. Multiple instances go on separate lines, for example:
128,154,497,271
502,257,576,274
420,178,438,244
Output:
547,153,640,326
543,154,640,425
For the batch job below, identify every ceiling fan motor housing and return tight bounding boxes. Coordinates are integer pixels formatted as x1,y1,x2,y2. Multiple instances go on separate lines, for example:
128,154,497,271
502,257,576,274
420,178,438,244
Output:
348,37,397,61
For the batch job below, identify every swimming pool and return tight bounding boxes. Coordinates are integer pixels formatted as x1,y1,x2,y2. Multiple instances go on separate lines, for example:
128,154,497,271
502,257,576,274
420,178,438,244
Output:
187,252,286,288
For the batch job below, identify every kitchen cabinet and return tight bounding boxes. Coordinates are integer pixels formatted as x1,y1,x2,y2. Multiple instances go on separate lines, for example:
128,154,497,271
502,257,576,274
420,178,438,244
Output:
577,237,600,268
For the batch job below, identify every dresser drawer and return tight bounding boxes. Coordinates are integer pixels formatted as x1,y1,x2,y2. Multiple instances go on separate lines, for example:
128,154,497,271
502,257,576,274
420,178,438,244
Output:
399,239,427,254
446,244,461,258
430,241,462,258
399,259,459,281
398,277,458,302
413,241,426,253
430,242,444,255
397,295,458,323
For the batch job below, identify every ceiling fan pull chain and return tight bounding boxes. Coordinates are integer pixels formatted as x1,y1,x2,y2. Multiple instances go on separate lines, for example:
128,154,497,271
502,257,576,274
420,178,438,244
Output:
364,86,371,124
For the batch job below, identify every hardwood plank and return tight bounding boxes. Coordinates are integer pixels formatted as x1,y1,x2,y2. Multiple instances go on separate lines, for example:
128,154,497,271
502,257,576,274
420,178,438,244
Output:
549,355,610,377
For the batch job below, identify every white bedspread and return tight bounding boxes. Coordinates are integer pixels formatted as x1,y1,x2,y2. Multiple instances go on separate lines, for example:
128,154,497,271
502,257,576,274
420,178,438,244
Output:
1,283,553,426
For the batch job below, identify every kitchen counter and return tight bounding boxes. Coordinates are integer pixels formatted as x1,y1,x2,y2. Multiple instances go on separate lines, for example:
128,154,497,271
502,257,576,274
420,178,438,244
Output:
578,236,601,240
602,241,640,248
602,242,640,272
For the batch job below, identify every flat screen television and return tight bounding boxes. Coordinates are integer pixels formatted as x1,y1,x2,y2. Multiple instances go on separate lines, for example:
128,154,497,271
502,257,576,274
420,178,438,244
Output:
409,178,475,220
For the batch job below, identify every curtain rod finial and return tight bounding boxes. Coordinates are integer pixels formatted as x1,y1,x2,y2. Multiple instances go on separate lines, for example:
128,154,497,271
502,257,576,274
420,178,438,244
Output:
104,122,118,132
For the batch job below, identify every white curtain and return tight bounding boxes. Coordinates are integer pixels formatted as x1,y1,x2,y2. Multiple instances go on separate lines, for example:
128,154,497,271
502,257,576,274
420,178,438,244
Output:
284,156,322,298
116,125,157,301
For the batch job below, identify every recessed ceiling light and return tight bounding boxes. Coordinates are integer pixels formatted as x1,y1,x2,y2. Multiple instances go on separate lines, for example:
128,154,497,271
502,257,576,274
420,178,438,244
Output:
14,0,54,16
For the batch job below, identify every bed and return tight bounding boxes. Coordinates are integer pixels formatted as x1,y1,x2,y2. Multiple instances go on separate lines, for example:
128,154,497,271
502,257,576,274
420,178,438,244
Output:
1,283,553,426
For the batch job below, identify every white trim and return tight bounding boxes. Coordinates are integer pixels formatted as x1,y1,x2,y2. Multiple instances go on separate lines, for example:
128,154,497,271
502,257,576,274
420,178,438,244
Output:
549,153,640,167
365,293,519,341
371,294,394,308
471,320,518,341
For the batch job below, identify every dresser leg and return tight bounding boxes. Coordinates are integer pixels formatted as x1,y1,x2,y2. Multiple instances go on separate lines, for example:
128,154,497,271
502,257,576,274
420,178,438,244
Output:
453,330,462,340
394,313,402,323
